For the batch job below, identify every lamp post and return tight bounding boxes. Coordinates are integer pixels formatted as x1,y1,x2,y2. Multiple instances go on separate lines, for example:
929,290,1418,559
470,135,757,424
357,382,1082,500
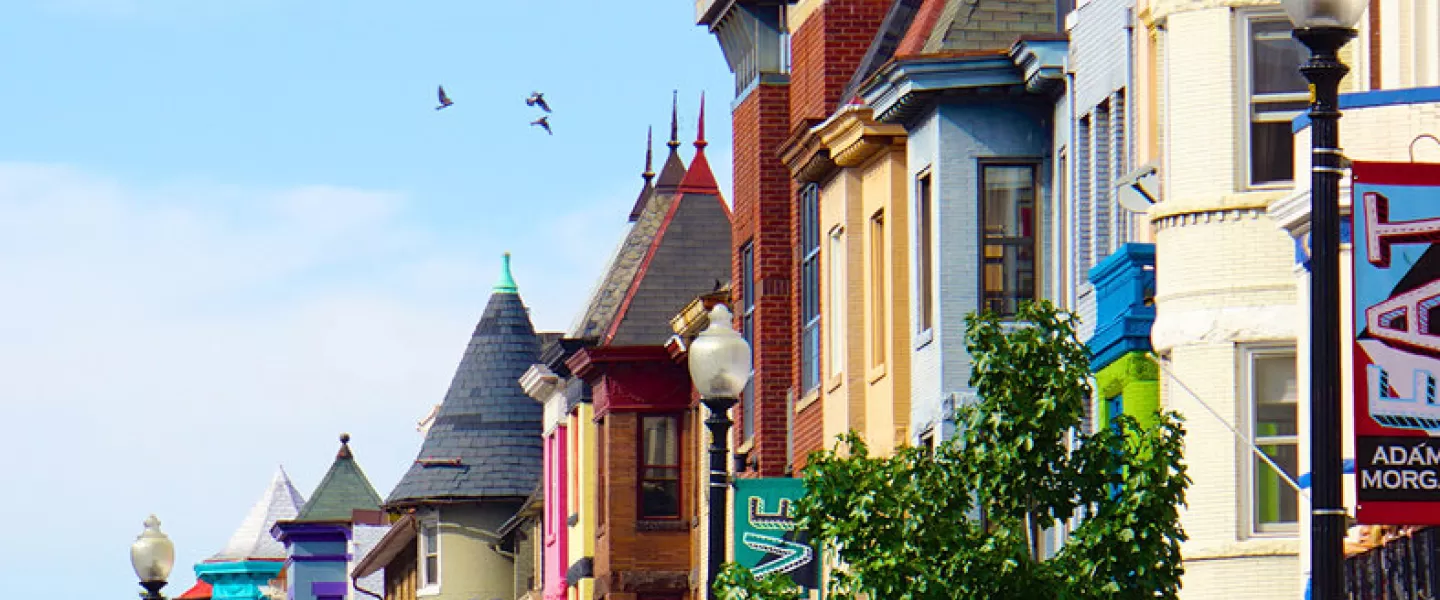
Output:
1282,1,1366,598
687,304,754,600
130,514,176,600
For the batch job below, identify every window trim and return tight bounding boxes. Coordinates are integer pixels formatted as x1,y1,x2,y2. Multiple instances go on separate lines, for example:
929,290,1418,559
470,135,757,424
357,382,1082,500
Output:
915,169,935,336
827,225,846,382
739,241,756,442
868,210,887,371
977,160,1042,319
1240,10,1311,190
418,513,442,595
638,414,683,520
800,184,822,393
1239,344,1300,538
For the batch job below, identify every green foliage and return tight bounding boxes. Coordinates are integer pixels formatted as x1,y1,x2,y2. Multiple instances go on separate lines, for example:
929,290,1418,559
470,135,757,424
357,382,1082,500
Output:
714,301,1191,600
713,562,806,600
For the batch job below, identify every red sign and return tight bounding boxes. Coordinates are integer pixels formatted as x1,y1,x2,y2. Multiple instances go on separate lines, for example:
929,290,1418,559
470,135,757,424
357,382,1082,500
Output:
1351,161,1440,525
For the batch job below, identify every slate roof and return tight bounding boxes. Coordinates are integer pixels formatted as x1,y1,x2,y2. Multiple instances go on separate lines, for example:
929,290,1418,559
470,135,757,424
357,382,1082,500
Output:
211,467,306,560
387,257,543,505
295,434,384,521
841,0,926,106
605,94,732,346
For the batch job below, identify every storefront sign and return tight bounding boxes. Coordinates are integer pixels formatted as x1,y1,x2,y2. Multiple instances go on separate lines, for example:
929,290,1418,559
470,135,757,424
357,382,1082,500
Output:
1352,161,1440,524
732,478,819,588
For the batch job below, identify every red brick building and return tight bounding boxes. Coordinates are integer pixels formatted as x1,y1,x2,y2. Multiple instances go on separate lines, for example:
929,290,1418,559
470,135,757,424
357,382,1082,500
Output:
697,0,891,475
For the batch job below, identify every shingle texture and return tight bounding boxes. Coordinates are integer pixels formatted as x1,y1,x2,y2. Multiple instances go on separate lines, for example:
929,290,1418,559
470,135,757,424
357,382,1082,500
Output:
212,467,306,559
295,440,384,521
387,290,543,504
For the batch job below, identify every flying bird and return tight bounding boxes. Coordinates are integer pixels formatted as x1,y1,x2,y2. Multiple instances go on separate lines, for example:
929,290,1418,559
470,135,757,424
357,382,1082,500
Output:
530,116,552,135
525,91,551,113
436,85,454,110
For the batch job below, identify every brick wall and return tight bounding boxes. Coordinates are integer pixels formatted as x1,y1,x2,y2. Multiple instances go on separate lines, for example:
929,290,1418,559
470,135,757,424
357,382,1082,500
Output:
731,82,793,477
594,410,694,598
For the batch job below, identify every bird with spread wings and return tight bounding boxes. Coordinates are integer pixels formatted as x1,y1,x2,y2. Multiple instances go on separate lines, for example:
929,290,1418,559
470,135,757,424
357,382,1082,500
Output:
436,85,454,110
526,91,551,113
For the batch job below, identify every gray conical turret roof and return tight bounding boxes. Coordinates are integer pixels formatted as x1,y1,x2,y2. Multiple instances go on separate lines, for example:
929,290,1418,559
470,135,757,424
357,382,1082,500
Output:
387,256,543,506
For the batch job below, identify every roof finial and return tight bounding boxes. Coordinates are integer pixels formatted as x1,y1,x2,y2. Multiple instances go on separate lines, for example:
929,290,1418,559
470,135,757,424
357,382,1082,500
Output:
694,92,708,151
337,433,352,459
643,126,655,181
494,252,519,293
667,90,680,150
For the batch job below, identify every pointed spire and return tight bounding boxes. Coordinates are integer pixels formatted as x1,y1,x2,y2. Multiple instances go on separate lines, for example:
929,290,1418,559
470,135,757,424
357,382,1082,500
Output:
668,90,680,150
494,252,519,294
643,126,656,182
655,91,689,194
630,128,658,223
678,91,721,195
695,92,708,151
295,433,383,522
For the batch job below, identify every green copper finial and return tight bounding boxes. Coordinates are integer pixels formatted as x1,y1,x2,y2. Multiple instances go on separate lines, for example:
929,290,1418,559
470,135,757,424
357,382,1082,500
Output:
494,252,518,293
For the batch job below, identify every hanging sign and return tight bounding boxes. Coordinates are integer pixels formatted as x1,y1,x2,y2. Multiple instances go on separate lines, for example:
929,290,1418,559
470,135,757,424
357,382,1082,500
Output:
732,478,819,589
1351,161,1440,524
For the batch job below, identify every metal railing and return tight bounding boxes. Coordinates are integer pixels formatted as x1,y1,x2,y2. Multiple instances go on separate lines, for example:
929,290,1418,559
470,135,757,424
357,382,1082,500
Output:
1345,526,1439,599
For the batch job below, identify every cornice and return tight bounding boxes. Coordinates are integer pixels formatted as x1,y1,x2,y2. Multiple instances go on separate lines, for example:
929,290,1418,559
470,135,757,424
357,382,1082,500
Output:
778,117,835,184
860,39,1068,124
816,105,907,168
1148,190,1285,222
1267,185,1354,239
519,364,559,402
566,345,676,381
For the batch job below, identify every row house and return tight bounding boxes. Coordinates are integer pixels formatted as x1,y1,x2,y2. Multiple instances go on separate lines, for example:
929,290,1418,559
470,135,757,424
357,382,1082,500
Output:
521,97,733,600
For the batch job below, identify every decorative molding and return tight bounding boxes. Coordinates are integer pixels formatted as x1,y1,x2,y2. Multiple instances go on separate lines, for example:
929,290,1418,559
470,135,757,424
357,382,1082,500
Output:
816,105,907,168
1150,305,1299,354
778,117,834,183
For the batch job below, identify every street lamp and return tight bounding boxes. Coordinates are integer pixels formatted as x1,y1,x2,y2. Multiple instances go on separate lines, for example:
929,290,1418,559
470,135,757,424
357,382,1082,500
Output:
1282,0,1366,598
687,304,753,600
130,514,176,600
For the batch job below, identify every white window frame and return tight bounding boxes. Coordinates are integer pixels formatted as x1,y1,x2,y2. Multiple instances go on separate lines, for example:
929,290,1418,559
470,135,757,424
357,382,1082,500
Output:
1238,344,1300,538
914,168,935,340
418,513,442,595
827,225,846,381
1240,11,1311,190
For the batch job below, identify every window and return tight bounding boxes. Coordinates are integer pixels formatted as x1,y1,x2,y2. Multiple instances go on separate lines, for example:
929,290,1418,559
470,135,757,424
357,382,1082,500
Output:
739,242,756,441
597,418,607,526
1244,346,1299,535
1056,149,1069,306
869,210,886,368
827,226,845,379
419,518,440,590
1246,16,1309,187
980,164,1038,317
639,416,681,519
915,171,934,334
800,184,821,393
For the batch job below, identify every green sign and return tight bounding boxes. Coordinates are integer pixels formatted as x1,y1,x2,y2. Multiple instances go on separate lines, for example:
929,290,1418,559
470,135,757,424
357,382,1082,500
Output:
732,478,818,589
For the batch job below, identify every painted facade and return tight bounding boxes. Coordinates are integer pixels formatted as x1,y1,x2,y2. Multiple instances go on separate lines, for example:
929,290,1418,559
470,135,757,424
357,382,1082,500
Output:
271,435,388,600
861,31,1067,445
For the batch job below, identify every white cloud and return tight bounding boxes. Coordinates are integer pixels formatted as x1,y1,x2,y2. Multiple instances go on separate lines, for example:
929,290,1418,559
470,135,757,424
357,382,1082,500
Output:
0,162,625,597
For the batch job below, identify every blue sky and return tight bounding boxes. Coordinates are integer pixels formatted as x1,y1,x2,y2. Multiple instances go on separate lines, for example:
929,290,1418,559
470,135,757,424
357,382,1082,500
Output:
0,1,733,597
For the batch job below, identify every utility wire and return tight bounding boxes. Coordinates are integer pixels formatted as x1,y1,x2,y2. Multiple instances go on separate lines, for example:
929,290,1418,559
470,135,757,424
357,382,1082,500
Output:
1157,360,1310,499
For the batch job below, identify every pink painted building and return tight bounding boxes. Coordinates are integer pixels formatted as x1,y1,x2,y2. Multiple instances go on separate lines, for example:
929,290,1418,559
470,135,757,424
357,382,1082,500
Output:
521,340,584,600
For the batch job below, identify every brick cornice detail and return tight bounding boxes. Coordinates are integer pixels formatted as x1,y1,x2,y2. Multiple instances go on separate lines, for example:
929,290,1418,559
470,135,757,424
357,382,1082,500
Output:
817,105,907,168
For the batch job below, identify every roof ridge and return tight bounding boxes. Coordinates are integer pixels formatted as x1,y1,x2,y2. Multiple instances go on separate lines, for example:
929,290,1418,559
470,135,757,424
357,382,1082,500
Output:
211,466,306,560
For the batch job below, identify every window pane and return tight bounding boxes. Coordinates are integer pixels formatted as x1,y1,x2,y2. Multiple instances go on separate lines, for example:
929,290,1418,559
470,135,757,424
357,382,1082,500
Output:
424,556,438,585
1250,121,1295,184
641,417,678,466
870,212,886,366
1254,442,1299,527
828,229,845,378
981,165,1037,317
422,524,437,554
640,479,681,518
917,174,934,332
1251,22,1308,95
1255,354,1298,437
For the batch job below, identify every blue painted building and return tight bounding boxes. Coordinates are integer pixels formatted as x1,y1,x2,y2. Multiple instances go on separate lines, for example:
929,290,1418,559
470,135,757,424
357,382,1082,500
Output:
272,435,388,600
860,35,1067,444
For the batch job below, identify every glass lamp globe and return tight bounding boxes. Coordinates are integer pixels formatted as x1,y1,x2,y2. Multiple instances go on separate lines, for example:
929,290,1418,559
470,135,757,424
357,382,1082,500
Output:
130,514,176,583
687,304,753,398
1282,0,1367,29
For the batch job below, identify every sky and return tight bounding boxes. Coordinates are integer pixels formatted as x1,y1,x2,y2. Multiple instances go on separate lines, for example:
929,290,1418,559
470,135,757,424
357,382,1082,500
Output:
0,1,734,597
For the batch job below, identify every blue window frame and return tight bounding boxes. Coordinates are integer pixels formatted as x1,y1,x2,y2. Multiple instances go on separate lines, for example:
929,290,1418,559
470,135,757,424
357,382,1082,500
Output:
740,241,756,441
800,184,821,393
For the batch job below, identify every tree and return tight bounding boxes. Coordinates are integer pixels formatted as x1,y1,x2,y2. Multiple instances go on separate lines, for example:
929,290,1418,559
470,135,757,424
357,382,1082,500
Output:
714,301,1190,600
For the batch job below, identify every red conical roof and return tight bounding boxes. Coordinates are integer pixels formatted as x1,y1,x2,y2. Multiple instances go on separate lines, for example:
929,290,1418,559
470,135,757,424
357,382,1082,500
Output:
677,92,719,195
